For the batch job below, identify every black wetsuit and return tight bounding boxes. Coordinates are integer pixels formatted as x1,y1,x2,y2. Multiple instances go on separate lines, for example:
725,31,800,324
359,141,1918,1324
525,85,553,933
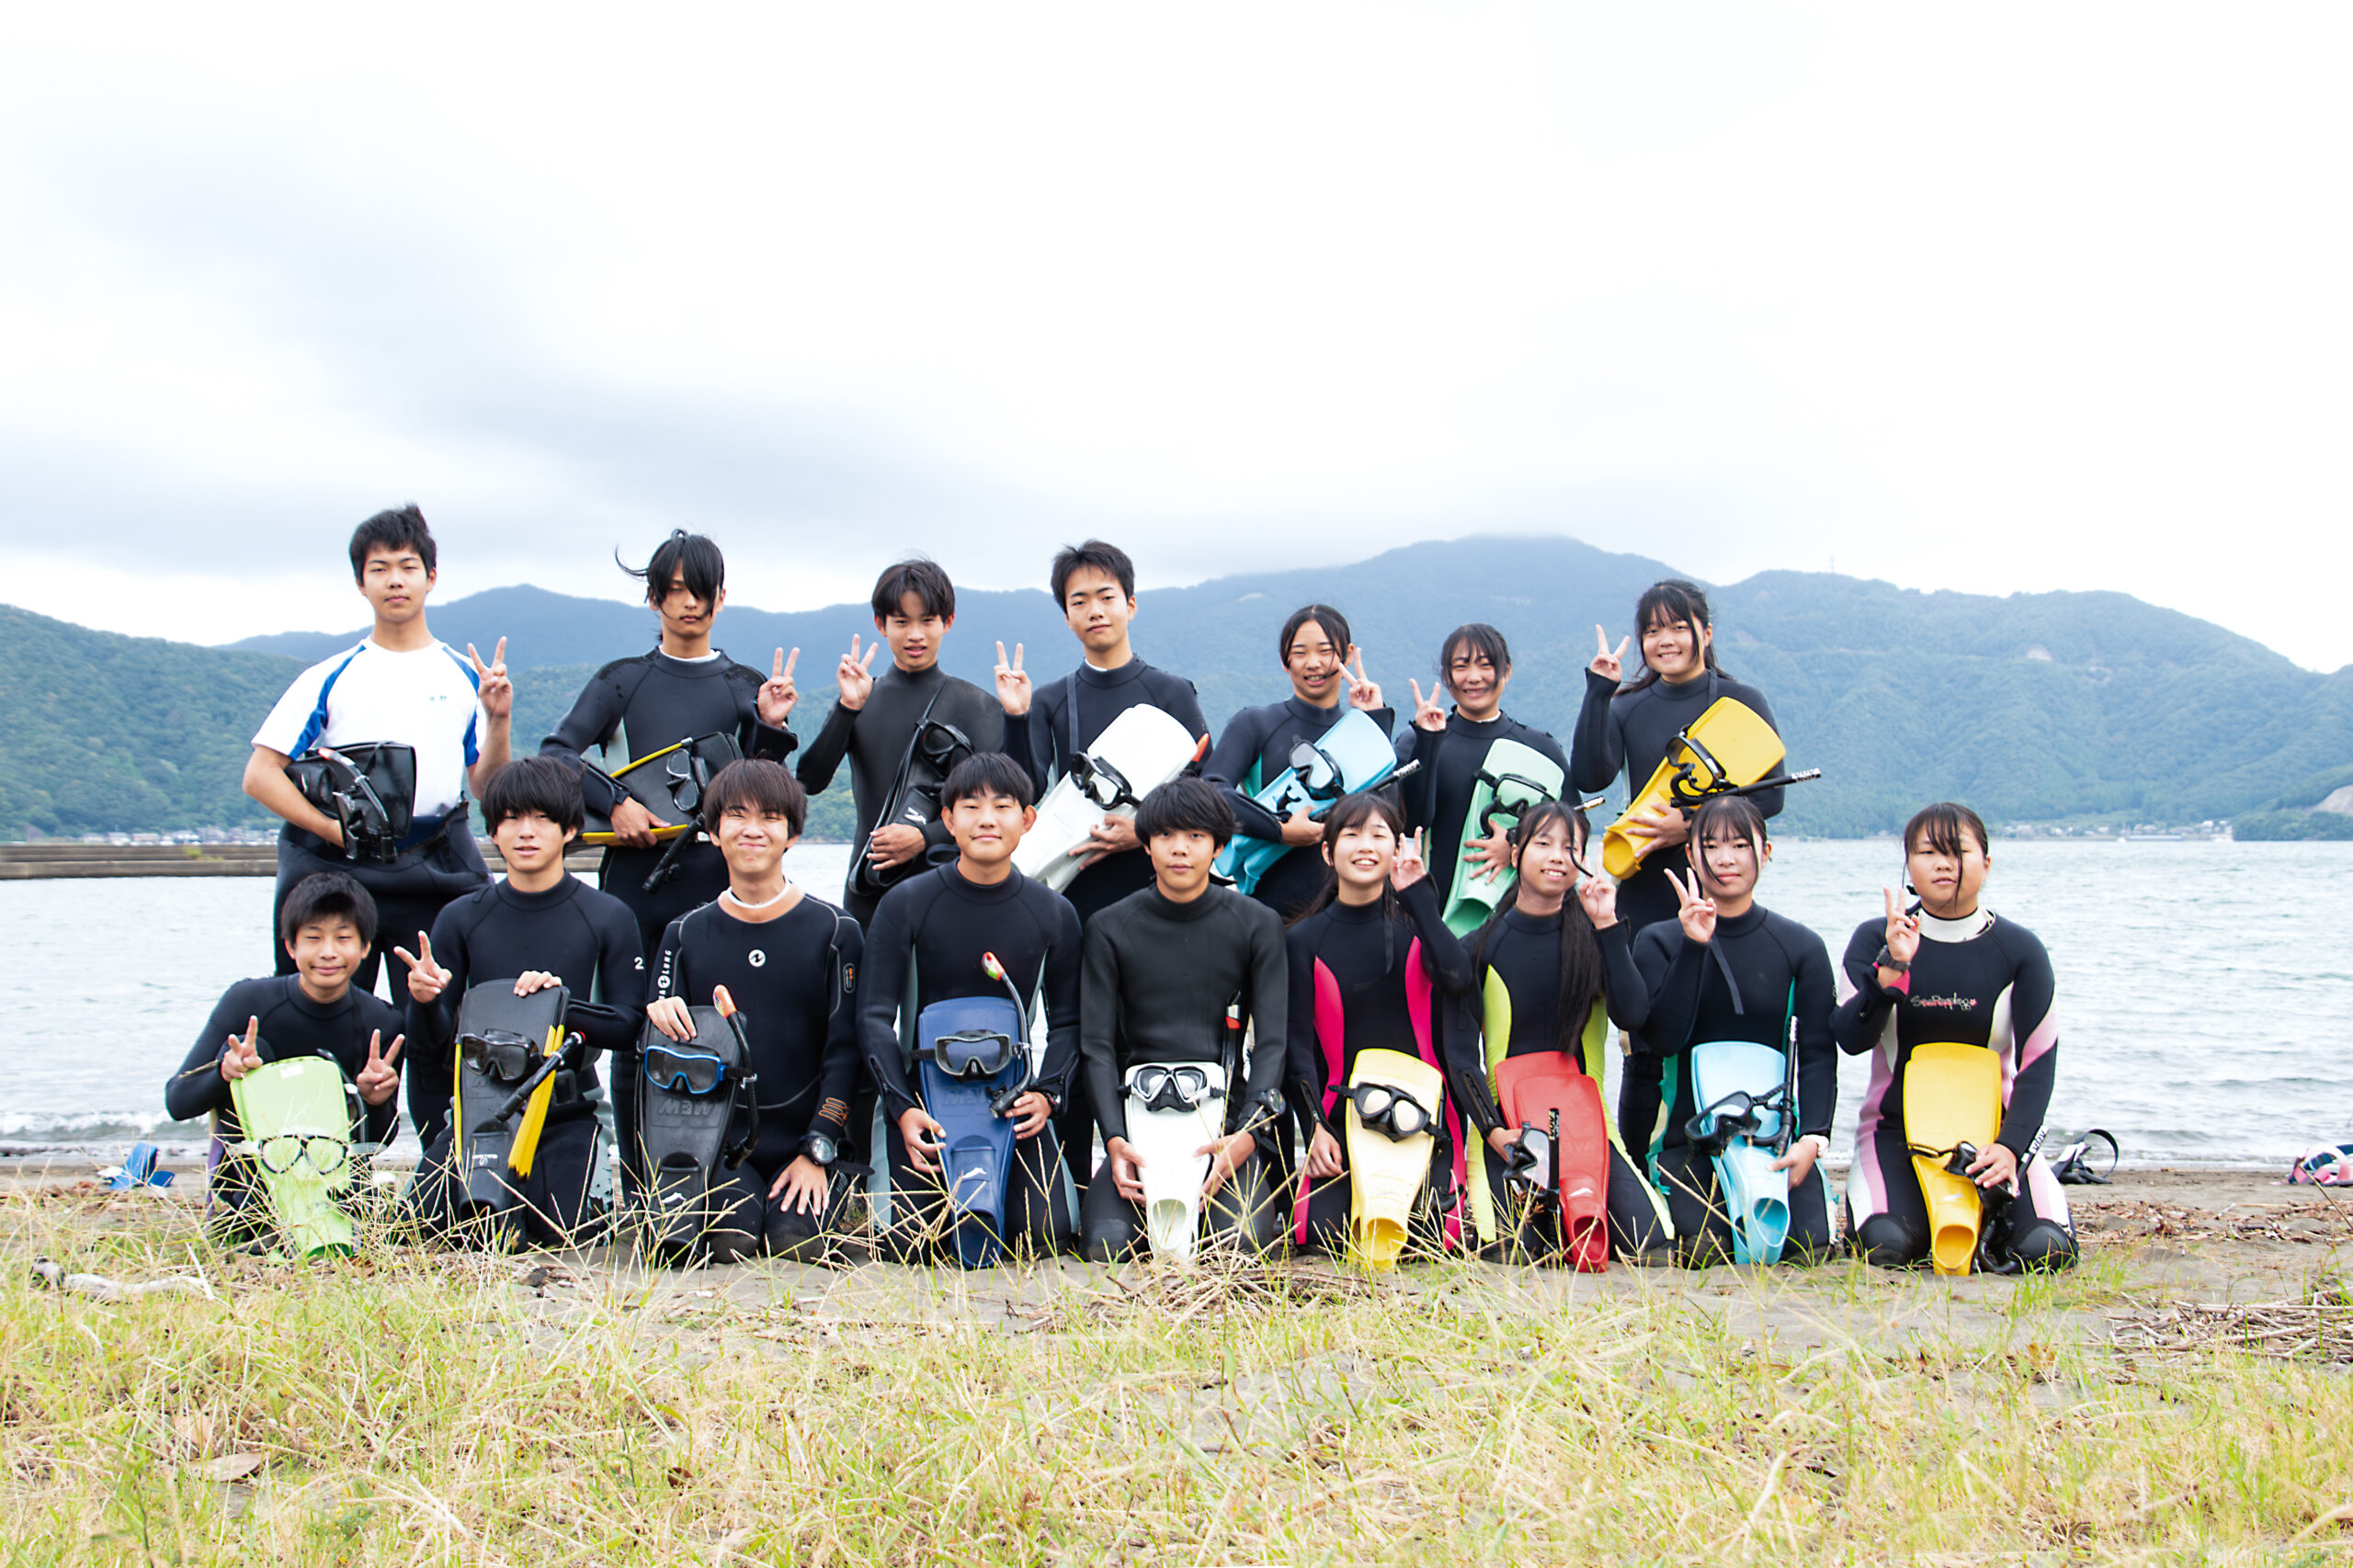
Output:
1391,713,1569,914
1443,909,1670,1262
1015,656,1209,1202
1602,905,1837,1264
167,976,404,1236
1203,698,1397,921
1077,882,1290,1259
1283,879,1474,1253
649,896,863,1262
858,864,1084,1260
796,664,1007,927
539,647,800,960
1572,667,1785,1160
399,873,647,1241
1833,909,2075,1272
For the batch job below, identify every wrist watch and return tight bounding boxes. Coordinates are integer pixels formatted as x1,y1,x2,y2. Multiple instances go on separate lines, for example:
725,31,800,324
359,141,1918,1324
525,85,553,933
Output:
1873,946,1911,974
799,1132,838,1168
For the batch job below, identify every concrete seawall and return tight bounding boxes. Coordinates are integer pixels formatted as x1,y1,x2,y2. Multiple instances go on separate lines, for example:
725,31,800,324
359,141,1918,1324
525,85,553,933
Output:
0,844,604,880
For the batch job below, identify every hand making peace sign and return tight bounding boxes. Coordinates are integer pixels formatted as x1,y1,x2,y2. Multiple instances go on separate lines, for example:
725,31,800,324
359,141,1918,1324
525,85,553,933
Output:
218,1017,264,1084
467,639,512,721
836,635,879,711
1392,829,1428,892
1336,650,1383,712
757,648,800,726
1666,866,1718,945
355,1029,404,1108
393,930,450,1006
1406,677,1449,733
1589,625,1631,684
995,641,1031,717
1881,886,1922,969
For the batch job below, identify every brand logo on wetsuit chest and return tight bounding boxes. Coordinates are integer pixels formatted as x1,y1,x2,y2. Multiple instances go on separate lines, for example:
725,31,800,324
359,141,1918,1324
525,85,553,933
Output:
1911,993,1975,1010
748,949,767,968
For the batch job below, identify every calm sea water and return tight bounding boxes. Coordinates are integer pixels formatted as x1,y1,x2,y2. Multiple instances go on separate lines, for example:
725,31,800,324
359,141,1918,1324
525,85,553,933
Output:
2,839,2342,1167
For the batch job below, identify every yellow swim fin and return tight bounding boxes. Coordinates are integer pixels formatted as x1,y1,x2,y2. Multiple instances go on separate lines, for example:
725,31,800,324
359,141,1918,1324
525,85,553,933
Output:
506,1023,564,1180
1902,1041,2005,1276
1601,699,1783,880
1345,1049,1444,1271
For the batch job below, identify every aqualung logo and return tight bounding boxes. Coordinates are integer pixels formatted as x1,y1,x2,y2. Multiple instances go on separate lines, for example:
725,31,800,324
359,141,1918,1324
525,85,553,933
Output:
748,950,767,968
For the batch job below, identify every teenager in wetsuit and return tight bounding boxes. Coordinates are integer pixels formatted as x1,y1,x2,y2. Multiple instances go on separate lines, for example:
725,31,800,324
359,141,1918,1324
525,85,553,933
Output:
860,753,1084,1262
1835,803,2076,1272
242,506,509,1139
796,558,1008,928
1078,778,1290,1261
643,761,862,1264
165,872,405,1241
396,757,646,1244
539,530,802,962
993,539,1211,1205
1600,796,1837,1265
1571,580,1787,1167
1286,793,1475,1254
1446,802,1671,1263
1202,604,1396,923
1392,623,1569,915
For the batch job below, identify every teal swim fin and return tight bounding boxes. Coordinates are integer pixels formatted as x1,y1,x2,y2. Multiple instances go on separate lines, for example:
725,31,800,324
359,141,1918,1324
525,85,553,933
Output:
1439,737,1564,936
1687,1040,1792,1265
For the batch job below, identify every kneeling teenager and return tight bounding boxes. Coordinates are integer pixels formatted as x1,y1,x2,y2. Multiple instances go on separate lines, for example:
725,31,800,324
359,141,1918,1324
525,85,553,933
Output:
1079,778,1290,1262
398,756,646,1248
860,753,1084,1264
1601,797,1837,1266
639,760,863,1264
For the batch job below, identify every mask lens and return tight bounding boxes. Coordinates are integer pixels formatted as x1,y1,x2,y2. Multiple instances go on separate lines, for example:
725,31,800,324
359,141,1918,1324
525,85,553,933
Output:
644,1045,725,1096
461,1031,533,1082
256,1134,304,1174
938,1029,1014,1079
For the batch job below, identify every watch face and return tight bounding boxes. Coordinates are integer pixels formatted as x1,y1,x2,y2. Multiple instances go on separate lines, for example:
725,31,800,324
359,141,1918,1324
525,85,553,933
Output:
806,1135,837,1165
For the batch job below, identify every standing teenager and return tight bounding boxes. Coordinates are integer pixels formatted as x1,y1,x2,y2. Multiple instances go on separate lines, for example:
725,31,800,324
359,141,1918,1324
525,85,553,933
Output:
540,530,802,963
642,760,863,1264
1601,796,1837,1265
1078,778,1290,1261
243,505,509,1140
396,756,646,1230
859,754,1084,1262
1393,623,1570,924
994,539,1210,1206
1833,803,2075,1272
1572,580,1786,1163
1202,605,1396,923
796,558,1007,929
1285,794,1476,1255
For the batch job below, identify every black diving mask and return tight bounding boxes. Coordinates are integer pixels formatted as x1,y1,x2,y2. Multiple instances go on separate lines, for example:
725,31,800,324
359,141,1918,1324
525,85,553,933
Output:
931,1028,1018,1080
642,1043,732,1096
460,1030,537,1085
1128,1065,1224,1114
1347,1081,1436,1142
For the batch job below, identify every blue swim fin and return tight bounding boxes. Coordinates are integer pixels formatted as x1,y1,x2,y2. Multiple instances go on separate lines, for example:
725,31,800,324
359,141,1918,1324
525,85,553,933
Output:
917,995,1029,1268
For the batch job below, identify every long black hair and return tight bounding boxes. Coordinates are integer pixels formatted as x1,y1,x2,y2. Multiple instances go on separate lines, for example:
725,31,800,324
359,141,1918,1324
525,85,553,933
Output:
1466,800,1606,1057
1289,790,1408,930
1686,794,1769,895
1618,578,1729,697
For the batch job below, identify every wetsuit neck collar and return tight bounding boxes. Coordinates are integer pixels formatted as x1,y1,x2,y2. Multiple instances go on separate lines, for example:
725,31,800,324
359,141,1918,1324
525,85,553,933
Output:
944,861,1022,901
1918,906,1995,941
650,645,726,670
1075,656,1142,685
1145,883,1221,922
285,973,357,1018
1714,903,1768,938
1282,694,1341,723
1502,904,1563,935
1449,708,1508,731
494,871,583,910
1327,894,1387,926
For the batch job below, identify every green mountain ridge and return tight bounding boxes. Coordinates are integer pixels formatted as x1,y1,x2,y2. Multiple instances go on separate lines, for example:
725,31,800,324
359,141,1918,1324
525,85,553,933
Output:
8,534,2349,837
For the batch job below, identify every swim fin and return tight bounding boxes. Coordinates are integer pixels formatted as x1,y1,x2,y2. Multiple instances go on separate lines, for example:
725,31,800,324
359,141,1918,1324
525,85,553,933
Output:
1687,1040,1792,1265
1343,1048,1444,1270
1903,1040,2005,1276
1493,1052,1609,1271
917,995,1029,1268
228,1054,363,1260
1216,710,1404,896
1123,1061,1228,1263
451,983,572,1244
580,733,743,845
1600,699,1783,880
1015,706,1202,892
1439,738,1564,936
636,1004,757,1256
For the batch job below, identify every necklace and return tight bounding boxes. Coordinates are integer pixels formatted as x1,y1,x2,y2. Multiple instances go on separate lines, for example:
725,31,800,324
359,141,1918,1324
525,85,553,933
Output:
723,882,792,911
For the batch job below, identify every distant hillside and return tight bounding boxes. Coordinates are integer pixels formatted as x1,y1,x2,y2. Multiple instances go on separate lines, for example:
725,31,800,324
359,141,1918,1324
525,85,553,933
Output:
12,534,2353,836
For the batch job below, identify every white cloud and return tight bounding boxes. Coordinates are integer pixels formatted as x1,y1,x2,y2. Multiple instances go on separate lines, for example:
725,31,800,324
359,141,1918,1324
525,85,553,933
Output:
1,4,2347,665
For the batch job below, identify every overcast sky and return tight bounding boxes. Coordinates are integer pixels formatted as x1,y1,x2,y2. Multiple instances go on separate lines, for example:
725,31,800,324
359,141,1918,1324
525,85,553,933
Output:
4,6,2347,668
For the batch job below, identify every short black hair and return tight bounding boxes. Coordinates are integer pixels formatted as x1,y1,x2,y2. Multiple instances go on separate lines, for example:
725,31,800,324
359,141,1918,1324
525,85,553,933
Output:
623,528,724,607
700,758,807,837
942,752,1036,811
348,504,437,580
279,871,379,949
871,558,955,622
1439,623,1512,695
1278,604,1352,666
1905,801,1990,858
1051,540,1136,604
482,756,585,835
1134,776,1234,850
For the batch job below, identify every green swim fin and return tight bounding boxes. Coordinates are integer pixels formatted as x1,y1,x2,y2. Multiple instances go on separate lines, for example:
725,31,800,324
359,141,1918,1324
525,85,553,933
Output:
228,1056,362,1260
1440,737,1564,936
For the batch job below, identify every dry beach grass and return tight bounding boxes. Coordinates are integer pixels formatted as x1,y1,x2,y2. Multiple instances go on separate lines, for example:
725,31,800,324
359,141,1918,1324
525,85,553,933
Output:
5,1169,2352,1565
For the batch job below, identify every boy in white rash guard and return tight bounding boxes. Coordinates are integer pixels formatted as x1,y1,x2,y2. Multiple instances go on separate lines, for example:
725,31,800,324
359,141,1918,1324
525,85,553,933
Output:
243,505,512,1142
